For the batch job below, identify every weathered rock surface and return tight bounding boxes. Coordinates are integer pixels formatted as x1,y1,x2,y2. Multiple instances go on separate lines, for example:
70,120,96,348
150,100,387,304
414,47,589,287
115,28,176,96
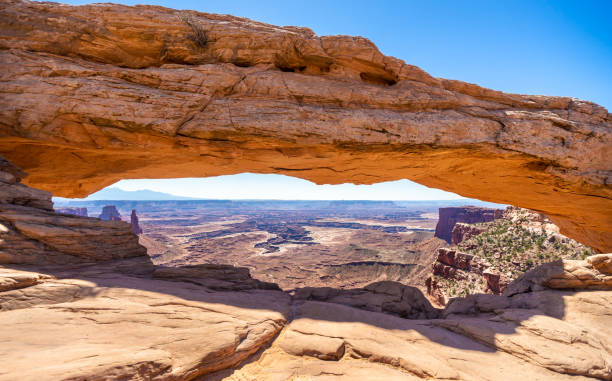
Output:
435,207,502,243
452,222,485,245
504,253,612,296
153,264,281,291
0,260,290,381
54,207,88,217
0,0,610,251
221,288,611,380
0,156,146,264
1,163,610,379
99,205,122,221
436,247,489,274
294,280,440,319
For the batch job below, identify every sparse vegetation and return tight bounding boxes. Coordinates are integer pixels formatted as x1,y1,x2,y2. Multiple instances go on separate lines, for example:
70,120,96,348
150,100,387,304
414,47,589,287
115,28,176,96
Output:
436,207,594,299
179,13,208,49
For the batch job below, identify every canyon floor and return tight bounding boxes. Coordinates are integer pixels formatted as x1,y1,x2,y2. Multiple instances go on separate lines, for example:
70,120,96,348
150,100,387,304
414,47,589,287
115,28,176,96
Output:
57,200,459,291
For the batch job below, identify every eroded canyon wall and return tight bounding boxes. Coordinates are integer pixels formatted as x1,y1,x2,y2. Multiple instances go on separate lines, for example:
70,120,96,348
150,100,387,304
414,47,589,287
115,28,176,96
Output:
0,0,610,251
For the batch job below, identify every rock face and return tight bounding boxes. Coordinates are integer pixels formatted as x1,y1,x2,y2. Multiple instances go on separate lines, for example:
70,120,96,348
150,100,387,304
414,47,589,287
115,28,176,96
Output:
504,254,612,296
221,285,612,381
435,207,502,243
452,222,484,245
294,281,440,319
0,0,610,252
0,155,146,265
0,261,291,381
55,207,88,217
99,205,122,221
130,209,142,235
432,247,510,296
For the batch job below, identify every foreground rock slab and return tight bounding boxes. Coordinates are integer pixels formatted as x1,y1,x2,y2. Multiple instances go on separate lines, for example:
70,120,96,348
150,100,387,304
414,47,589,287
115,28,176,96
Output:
220,288,611,380
0,261,290,381
0,0,610,251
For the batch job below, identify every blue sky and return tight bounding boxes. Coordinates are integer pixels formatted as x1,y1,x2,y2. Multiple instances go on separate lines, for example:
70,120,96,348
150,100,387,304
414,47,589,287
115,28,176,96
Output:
59,0,611,200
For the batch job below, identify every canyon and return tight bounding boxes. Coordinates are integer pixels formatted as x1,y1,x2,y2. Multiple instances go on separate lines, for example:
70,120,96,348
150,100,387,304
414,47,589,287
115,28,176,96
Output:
57,198,448,291
0,1,611,380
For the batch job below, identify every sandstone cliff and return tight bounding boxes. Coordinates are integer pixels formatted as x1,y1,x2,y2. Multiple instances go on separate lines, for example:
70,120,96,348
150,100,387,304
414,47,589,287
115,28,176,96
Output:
0,156,145,264
0,0,609,251
435,206,502,243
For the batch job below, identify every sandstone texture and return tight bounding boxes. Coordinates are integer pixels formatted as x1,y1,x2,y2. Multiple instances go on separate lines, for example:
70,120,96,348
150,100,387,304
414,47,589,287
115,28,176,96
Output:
220,288,611,381
0,156,292,380
0,260,291,381
452,222,485,245
0,0,610,251
0,156,146,265
504,254,612,296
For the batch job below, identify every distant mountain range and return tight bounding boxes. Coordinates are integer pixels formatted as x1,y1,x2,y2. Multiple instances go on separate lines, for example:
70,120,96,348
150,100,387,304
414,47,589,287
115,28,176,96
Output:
53,188,198,202
52,188,506,209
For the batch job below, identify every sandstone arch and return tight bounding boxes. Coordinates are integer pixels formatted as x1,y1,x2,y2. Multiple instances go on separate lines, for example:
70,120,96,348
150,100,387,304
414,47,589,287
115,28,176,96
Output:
0,0,610,251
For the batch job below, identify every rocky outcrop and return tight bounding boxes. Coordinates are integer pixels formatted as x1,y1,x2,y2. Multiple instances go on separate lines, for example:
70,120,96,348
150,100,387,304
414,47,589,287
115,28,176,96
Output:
99,205,122,221
130,209,142,234
452,222,484,245
221,286,612,381
0,156,52,211
0,0,609,252
504,254,612,296
0,156,292,379
483,269,511,294
153,264,280,291
294,281,440,319
435,207,502,243
0,260,291,380
55,207,88,217
0,156,146,265
432,247,510,295
436,247,489,274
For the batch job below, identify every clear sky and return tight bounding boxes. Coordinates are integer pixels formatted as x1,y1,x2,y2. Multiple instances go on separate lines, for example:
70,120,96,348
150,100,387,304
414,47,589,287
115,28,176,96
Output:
59,0,611,200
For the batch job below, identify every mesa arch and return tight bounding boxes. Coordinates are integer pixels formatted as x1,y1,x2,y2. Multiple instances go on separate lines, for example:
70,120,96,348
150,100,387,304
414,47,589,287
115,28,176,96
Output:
0,0,610,252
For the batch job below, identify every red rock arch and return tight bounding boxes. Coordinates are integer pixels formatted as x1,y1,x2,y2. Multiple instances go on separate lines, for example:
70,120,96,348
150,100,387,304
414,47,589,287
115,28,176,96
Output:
0,1,610,251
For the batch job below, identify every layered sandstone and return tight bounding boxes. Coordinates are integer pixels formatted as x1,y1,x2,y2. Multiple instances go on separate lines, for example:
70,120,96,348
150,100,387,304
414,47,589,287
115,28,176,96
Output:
452,222,485,245
0,156,145,264
0,0,609,251
435,207,502,243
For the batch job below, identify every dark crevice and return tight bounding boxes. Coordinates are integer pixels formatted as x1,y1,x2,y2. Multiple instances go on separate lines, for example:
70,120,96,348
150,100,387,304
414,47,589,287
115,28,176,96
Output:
360,72,398,86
